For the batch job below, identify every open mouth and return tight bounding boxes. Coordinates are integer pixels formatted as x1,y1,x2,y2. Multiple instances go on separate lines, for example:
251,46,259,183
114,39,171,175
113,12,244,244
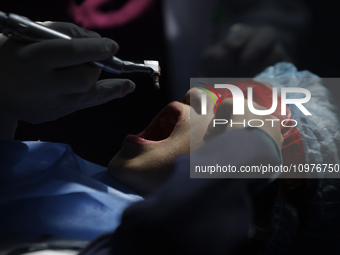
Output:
127,102,182,143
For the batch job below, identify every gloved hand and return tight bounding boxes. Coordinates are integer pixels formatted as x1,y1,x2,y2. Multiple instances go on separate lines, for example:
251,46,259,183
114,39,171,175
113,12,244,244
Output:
200,24,292,77
0,22,135,124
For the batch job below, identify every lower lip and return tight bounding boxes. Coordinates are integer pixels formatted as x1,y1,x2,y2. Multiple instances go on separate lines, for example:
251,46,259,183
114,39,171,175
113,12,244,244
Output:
125,134,161,144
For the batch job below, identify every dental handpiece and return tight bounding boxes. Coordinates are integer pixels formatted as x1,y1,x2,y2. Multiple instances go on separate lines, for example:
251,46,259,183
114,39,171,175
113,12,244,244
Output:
0,11,161,89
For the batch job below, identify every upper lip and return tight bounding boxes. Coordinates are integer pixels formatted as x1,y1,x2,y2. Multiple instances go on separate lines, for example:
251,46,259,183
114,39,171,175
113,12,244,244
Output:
133,101,184,143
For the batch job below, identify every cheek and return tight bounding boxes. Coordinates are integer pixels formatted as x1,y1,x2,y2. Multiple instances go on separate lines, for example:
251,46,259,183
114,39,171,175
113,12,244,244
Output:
189,115,215,151
162,130,191,159
175,132,191,155
190,127,206,151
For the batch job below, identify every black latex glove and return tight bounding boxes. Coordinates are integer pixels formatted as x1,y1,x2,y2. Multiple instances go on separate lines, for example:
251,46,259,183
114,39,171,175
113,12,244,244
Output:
0,22,135,124
201,24,292,77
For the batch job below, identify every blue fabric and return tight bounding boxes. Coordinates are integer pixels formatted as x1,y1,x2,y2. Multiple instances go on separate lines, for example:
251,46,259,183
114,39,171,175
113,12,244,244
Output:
79,129,281,255
0,140,143,241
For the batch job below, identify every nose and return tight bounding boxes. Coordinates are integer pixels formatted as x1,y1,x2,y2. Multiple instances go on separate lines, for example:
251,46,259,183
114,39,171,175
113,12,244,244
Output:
181,88,216,115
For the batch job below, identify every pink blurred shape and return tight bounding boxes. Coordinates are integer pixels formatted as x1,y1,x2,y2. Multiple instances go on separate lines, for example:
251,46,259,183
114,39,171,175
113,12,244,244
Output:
69,0,155,29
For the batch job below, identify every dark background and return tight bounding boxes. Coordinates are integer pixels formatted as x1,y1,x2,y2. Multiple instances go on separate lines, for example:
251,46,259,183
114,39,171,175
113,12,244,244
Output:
1,0,339,166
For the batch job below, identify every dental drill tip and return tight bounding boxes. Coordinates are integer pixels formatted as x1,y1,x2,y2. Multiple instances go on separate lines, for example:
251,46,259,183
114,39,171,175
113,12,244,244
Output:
144,60,160,89
153,75,160,89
